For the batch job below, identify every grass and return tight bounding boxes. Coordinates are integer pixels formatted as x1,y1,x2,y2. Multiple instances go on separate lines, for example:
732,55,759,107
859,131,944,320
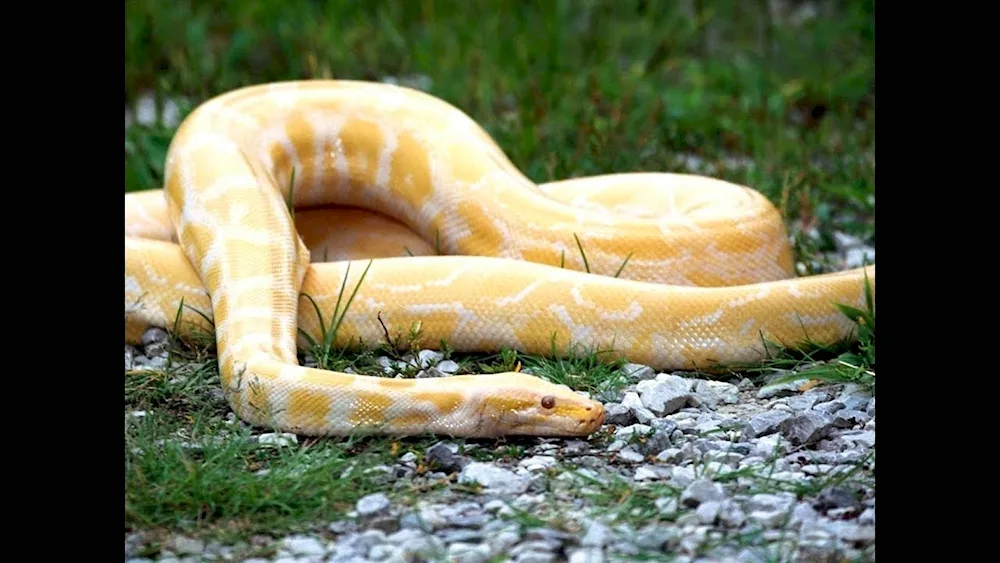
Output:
125,0,875,238
125,0,874,554
125,339,378,544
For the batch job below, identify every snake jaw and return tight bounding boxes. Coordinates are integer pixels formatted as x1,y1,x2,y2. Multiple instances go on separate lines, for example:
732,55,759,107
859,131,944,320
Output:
504,399,605,437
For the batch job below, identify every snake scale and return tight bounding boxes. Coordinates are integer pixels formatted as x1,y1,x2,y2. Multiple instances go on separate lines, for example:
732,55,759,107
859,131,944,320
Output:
124,80,875,438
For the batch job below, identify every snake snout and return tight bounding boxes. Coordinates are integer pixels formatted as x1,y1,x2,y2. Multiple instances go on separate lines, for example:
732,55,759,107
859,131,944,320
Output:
578,402,606,432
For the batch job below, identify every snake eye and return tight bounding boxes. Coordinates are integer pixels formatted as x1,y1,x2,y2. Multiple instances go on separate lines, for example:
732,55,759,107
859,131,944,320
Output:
541,396,555,409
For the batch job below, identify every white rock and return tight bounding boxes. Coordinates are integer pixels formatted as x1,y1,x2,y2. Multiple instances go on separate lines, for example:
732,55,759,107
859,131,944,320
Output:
487,529,521,554
518,455,557,472
258,433,298,447
281,535,326,556
634,465,669,481
168,536,203,555
356,493,391,516
367,544,401,560
447,542,491,563
833,231,862,251
514,552,557,563
681,479,725,507
839,430,876,448
718,499,746,528
637,375,693,414
417,349,444,368
436,359,460,373
622,363,655,381
580,521,613,547
696,500,721,524
616,446,645,463
568,548,605,563
694,380,740,406
845,246,875,268
670,466,696,487
458,462,530,494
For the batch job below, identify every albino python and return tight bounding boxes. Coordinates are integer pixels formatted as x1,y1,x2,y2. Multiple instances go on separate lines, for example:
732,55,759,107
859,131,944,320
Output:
124,80,875,439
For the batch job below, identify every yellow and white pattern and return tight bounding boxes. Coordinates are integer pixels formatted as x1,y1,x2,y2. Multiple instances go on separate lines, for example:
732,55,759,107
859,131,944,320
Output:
124,80,875,438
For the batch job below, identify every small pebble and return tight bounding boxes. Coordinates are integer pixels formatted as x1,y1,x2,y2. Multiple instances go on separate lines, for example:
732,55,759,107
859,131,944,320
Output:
356,493,391,517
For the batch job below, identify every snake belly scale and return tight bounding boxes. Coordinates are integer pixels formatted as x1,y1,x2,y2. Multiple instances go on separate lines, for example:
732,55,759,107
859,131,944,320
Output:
123,80,875,438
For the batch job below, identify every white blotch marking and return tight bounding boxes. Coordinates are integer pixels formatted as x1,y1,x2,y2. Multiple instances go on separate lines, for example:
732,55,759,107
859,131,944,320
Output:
216,306,277,321
727,287,771,308
309,112,348,200
198,244,222,281
173,282,208,297
402,302,477,339
206,104,260,129
267,84,300,109
496,280,544,306
356,296,387,311
125,275,143,295
278,364,307,382
425,265,474,288
201,175,259,203
331,136,350,194
376,129,399,188
258,125,302,195
678,309,725,328
569,287,592,308
372,282,426,294
784,312,850,329
599,301,645,322
547,304,595,345
142,263,168,286
229,203,249,224
176,132,244,159
220,333,279,364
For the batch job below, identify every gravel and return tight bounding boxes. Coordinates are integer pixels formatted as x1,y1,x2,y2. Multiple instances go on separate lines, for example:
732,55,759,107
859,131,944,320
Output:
126,351,875,562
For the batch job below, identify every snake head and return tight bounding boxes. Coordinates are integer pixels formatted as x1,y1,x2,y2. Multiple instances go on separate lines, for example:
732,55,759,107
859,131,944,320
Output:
470,372,606,437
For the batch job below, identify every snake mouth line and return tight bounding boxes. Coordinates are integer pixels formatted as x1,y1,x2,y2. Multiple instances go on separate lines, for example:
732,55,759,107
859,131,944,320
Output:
580,404,606,432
